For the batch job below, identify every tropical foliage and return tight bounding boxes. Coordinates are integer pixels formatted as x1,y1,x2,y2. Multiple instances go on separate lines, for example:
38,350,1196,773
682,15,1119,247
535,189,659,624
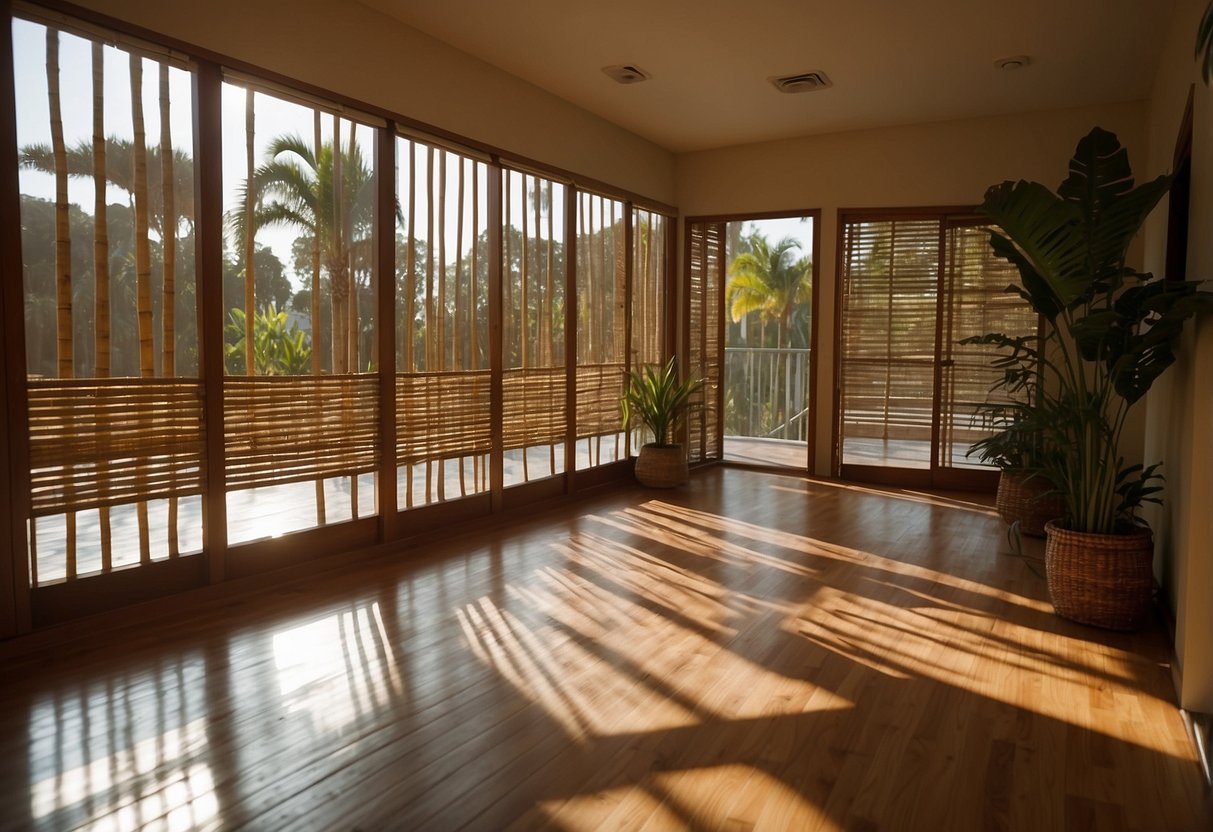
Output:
976,127,1213,534
724,233,811,349
231,133,377,374
223,304,312,376
622,358,701,447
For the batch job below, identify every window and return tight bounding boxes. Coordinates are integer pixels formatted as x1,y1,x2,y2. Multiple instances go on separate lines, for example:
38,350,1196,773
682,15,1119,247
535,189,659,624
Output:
15,15,202,584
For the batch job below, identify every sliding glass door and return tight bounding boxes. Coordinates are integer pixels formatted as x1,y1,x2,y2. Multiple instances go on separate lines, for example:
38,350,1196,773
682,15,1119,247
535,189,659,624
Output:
835,210,1035,489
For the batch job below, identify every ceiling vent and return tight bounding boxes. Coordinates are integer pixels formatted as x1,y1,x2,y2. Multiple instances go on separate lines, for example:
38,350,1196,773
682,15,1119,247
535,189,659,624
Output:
602,65,651,84
770,71,832,94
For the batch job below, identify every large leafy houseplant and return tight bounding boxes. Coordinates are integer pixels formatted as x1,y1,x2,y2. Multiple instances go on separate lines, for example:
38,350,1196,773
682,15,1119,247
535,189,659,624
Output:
980,127,1211,534
622,358,701,487
978,128,1213,628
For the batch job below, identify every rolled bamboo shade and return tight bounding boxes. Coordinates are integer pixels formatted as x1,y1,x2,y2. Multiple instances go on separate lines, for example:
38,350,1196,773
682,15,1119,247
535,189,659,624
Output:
576,362,627,439
396,371,491,465
839,218,940,444
502,366,566,450
27,378,205,516
686,221,722,462
938,220,1036,465
224,375,379,490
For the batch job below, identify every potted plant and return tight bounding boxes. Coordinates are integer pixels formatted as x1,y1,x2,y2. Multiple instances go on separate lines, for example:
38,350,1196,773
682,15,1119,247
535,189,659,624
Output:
979,127,1213,629
622,358,702,488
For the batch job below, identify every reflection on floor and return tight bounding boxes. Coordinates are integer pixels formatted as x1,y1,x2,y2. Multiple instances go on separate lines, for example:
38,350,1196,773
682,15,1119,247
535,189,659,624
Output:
2,468,1208,830
724,435,808,468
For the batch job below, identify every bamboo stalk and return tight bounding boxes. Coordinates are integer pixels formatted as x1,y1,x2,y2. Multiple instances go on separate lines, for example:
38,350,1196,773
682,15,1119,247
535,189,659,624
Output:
423,146,434,502
243,87,255,377
91,41,113,573
346,118,358,373
403,142,415,509
331,114,346,374
313,112,325,525
158,64,179,557
471,163,479,371
131,52,154,564
346,119,358,516
47,29,72,380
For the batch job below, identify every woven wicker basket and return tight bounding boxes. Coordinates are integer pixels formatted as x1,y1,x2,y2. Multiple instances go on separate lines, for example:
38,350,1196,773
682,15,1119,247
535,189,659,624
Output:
1044,520,1154,630
633,444,688,488
996,471,1065,537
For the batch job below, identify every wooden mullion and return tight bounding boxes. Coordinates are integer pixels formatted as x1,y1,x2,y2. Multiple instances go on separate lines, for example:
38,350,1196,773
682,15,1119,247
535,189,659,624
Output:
831,212,851,477
623,203,634,458
714,222,726,459
564,185,577,491
665,213,677,365
806,209,822,475
194,59,227,584
375,123,398,541
0,0,31,634
929,219,946,479
488,162,504,511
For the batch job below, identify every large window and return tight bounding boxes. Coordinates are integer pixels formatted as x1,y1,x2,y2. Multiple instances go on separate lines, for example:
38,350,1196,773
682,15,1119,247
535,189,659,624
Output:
575,191,626,470
15,16,202,584
396,138,490,507
220,80,379,544
5,4,672,621
502,170,567,487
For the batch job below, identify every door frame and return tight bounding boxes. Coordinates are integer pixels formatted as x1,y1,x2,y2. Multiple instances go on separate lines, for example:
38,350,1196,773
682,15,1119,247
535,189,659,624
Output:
831,206,999,492
683,209,822,471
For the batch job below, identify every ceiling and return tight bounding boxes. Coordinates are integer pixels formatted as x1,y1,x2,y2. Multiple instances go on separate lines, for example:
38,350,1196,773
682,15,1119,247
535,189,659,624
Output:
360,0,1172,154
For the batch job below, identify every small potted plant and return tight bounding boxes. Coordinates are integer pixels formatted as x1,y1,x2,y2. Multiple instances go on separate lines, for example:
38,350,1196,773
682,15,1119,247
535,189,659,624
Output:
622,358,702,488
979,127,1213,629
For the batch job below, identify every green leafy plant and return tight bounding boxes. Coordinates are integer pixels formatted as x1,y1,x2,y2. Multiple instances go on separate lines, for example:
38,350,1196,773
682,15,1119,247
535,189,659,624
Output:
963,331,1050,472
978,127,1213,534
224,303,312,376
622,358,702,447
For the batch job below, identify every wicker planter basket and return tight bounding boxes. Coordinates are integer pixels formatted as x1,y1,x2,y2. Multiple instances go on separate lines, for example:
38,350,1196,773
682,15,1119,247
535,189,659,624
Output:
996,471,1065,537
633,444,688,488
1043,520,1154,630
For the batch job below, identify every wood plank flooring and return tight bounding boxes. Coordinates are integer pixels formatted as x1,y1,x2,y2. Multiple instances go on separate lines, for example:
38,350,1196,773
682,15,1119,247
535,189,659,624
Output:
0,467,1208,831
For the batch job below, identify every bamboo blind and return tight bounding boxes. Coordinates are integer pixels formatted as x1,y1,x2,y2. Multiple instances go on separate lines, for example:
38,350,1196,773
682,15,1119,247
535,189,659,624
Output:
502,366,566,450
224,375,379,490
631,208,666,368
839,218,941,445
396,370,491,464
575,191,626,467
686,221,722,462
575,362,627,439
938,221,1036,466
503,169,566,482
27,378,205,516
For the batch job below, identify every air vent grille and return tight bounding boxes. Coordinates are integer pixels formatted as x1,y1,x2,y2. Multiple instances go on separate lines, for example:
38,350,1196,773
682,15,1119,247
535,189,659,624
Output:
602,64,651,84
770,71,832,94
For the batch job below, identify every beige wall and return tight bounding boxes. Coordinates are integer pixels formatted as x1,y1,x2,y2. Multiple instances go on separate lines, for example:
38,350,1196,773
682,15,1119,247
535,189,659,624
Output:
675,102,1149,474
67,0,675,205
1142,0,1213,715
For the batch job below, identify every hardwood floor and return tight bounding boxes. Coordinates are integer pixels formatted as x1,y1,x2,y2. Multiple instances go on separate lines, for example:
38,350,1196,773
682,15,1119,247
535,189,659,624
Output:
0,467,1208,831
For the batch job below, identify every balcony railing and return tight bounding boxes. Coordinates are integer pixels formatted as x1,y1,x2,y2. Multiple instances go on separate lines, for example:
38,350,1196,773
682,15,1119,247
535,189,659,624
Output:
723,347,810,442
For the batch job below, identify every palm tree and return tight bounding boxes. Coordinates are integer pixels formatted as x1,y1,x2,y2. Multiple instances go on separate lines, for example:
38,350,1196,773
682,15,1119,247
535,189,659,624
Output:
19,139,195,236
230,131,375,374
724,233,811,349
